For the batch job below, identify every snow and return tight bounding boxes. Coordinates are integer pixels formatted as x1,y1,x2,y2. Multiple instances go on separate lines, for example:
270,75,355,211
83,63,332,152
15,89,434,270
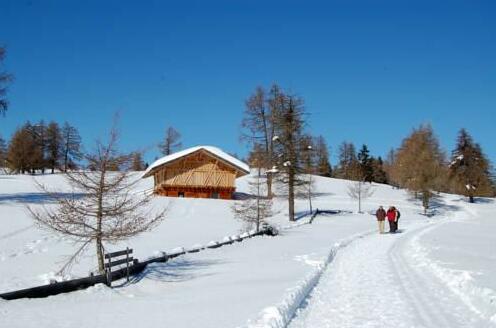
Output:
142,145,250,177
0,173,495,327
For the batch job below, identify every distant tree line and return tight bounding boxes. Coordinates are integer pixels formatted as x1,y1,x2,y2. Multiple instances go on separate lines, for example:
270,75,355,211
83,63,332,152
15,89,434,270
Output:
0,120,83,174
332,125,495,213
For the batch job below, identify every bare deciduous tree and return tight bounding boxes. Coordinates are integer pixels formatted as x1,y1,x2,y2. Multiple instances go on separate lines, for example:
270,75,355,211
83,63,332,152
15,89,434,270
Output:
242,85,286,199
159,126,182,156
348,180,374,213
233,150,273,232
29,121,166,273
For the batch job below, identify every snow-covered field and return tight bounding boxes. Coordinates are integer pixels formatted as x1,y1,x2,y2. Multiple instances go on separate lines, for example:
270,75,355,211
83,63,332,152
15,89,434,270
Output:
0,173,495,327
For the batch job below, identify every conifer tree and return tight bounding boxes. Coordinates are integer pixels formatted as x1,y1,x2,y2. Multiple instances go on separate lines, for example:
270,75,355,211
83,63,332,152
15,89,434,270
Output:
46,121,62,174
30,121,166,273
61,122,83,172
371,156,388,184
0,134,7,168
357,144,374,182
314,135,332,177
335,142,360,180
242,85,282,198
7,125,41,174
449,129,493,203
272,93,308,221
0,46,12,116
393,124,444,214
131,152,146,171
159,126,182,156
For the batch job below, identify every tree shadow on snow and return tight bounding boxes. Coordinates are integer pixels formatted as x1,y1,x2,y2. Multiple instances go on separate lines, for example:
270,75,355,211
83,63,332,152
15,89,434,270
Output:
0,192,85,204
406,194,461,217
120,257,222,286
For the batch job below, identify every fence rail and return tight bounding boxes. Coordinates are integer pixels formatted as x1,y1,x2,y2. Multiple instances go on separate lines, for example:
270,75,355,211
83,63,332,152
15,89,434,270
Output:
0,227,277,301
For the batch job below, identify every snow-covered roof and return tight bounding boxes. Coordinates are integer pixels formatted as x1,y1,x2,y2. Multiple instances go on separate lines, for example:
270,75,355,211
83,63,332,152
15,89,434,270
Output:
143,145,250,178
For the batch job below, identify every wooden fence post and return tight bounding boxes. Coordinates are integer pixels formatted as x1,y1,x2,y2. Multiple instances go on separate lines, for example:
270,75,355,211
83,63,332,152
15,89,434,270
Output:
126,247,130,282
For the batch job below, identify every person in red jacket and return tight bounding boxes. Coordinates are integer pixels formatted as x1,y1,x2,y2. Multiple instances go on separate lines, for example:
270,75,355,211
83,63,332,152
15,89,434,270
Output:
386,206,397,233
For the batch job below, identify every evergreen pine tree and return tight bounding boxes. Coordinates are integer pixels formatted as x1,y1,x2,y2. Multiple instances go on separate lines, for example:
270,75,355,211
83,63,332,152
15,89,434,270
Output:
449,129,493,202
371,156,388,184
357,144,374,182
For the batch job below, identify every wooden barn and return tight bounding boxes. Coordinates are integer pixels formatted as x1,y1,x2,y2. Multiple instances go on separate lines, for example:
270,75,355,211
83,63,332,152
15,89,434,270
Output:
142,146,250,199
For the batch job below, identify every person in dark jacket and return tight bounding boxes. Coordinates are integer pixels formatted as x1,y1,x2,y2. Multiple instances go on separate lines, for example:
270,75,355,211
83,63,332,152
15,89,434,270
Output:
375,206,386,234
386,206,397,233
394,207,401,232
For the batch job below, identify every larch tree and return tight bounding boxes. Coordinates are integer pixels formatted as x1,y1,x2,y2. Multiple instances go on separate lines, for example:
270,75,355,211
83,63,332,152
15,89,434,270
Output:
61,122,83,172
449,129,493,203
233,145,273,232
241,85,282,198
7,124,42,174
131,151,146,171
272,92,309,221
0,46,13,116
335,141,360,180
29,121,166,274
26,121,47,173
393,124,444,215
384,148,399,187
159,126,182,156
314,135,332,177
46,121,62,174
299,135,317,214
0,134,7,168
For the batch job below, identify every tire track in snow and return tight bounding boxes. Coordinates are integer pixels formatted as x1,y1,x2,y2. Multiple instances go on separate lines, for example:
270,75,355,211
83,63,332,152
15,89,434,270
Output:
245,230,376,328
286,216,491,328
287,229,416,328
389,224,455,327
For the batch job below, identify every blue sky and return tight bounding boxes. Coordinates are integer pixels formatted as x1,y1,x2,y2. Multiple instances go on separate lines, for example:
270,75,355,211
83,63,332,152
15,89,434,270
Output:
1,0,495,165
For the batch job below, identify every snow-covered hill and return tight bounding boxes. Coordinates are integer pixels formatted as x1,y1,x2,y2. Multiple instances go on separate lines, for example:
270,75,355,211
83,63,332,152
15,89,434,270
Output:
0,173,495,327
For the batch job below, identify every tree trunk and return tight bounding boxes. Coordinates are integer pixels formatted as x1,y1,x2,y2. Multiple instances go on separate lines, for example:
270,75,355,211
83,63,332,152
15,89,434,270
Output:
288,168,295,221
256,167,261,232
96,234,104,273
64,148,69,172
267,174,273,199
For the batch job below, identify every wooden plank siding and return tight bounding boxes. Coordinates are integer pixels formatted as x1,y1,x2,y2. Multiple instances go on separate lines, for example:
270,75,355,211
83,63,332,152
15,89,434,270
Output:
151,149,242,199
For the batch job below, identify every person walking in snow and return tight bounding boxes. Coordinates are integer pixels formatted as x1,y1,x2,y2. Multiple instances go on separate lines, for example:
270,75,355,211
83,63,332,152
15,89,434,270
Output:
394,207,401,232
375,206,386,234
386,206,397,233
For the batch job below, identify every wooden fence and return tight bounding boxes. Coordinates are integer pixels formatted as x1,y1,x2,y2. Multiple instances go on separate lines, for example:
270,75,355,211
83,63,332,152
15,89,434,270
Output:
0,226,277,301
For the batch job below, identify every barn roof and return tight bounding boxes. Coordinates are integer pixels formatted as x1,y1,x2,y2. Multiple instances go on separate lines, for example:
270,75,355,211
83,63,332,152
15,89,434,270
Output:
142,145,250,178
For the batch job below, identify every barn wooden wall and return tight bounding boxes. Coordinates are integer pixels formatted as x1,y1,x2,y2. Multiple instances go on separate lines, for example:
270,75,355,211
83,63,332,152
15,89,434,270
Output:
152,150,238,199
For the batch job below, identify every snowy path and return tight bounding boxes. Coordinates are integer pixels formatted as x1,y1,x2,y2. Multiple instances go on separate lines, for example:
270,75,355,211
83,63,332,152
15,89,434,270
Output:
288,218,491,328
